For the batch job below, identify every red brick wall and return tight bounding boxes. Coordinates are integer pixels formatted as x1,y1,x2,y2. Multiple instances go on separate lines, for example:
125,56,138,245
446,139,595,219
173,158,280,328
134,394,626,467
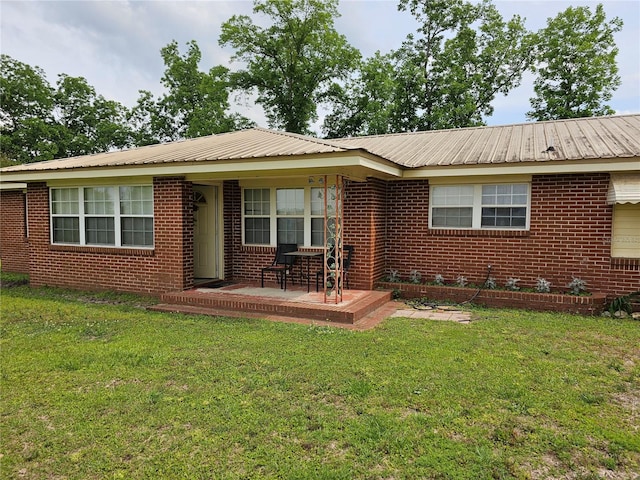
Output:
383,174,640,297
223,178,388,290
0,190,29,273
27,178,194,295
343,178,387,290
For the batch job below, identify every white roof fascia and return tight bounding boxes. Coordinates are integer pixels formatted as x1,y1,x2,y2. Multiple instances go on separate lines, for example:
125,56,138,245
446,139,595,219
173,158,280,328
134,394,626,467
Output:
402,158,640,178
0,182,27,190
0,154,403,183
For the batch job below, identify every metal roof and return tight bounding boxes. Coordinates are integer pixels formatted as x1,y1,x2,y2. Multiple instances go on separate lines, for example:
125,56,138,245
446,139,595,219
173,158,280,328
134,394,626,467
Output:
0,128,358,173
331,114,640,167
1,115,639,176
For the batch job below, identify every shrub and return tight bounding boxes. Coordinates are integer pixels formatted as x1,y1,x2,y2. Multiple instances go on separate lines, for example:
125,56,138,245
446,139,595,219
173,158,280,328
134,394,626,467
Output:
434,274,445,286
409,269,422,284
455,275,468,288
505,278,521,291
535,278,551,293
386,269,401,283
484,277,497,290
567,277,587,296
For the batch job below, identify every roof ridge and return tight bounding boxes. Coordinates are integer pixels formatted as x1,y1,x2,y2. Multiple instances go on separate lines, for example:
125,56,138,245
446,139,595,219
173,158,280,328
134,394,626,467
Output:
251,127,358,150
331,113,640,142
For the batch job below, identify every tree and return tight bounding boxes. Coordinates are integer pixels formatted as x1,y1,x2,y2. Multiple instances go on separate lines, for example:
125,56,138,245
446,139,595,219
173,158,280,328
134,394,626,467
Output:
396,0,533,130
130,40,253,145
1,55,133,162
527,4,622,121
220,0,360,134
54,74,131,157
0,55,58,162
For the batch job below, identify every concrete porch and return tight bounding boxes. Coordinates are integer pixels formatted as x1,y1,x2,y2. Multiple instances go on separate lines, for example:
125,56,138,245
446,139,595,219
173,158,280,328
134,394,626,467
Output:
151,283,393,327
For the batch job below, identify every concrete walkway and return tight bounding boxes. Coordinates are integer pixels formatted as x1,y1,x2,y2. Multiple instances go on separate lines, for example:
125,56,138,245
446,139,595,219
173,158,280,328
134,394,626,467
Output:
389,305,472,324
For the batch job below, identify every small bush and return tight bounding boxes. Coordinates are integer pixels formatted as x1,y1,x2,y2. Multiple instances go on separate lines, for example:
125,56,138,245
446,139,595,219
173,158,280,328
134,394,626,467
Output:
455,275,468,287
434,274,445,286
484,277,497,290
535,278,551,293
505,278,521,291
387,269,401,283
567,277,587,296
409,269,422,284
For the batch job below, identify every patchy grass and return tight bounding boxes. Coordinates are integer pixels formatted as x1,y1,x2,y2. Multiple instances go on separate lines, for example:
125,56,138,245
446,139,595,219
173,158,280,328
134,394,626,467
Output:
1,284,638,479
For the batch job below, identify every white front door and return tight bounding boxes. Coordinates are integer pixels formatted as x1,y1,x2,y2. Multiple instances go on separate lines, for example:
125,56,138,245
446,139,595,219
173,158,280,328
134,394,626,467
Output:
193,185,219,279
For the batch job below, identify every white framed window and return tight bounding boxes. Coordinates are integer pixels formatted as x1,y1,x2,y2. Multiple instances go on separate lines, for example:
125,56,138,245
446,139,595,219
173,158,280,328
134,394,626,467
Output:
50,185,154,247
430,184,530,230
242,186,335,246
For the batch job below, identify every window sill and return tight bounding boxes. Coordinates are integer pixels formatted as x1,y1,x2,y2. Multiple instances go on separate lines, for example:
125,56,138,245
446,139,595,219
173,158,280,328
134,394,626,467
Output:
427,229,530,238
49,244,155,256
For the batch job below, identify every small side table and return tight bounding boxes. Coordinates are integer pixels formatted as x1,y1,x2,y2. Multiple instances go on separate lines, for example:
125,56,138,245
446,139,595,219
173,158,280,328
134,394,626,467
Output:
284,251,323,293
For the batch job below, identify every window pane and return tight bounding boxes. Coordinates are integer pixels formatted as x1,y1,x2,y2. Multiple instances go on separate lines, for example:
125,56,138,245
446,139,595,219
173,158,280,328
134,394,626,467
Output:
53,217,80,243
482,184,528,207
311,217,324,246
245,218,270,245
432,207,473,227
51,188,79,215
84,187,115,215
244,188,270,216
277,217,303,245
276,188,304,215
481,207,527,228
431,186,474,206
121,217,154,246
120,186,153,215
86,217,115,245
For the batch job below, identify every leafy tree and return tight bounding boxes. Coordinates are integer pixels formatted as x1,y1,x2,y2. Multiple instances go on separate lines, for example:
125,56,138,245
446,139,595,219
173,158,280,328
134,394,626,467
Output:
54,74,131,157
397,0,534,130
527,4,622,121
130,40,253,145
220,0,360,134
1,55,132,162
0,55,59,162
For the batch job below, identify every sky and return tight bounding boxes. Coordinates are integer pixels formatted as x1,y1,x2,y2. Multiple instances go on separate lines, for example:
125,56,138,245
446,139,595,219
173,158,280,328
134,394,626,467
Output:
1,0,639,136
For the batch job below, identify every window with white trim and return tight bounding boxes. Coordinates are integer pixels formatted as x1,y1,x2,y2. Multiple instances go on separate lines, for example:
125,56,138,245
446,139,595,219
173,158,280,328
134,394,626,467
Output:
243,186,335,246
430,184,529,230
50,186,154,247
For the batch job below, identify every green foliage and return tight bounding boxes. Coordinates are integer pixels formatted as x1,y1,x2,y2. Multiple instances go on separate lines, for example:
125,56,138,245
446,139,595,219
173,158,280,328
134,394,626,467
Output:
220,0,360,134
0,55,133,162
326,0,534,136
1,287,639,478
528,4,622,120
130,40,254,145
0,55,58,163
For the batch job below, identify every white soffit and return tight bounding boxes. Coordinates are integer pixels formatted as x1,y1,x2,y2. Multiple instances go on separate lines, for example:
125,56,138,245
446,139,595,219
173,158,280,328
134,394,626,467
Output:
608,173,640,204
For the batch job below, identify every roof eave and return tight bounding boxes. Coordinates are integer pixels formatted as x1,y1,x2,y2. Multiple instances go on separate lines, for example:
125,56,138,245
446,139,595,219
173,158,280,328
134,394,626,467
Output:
402,156,640,178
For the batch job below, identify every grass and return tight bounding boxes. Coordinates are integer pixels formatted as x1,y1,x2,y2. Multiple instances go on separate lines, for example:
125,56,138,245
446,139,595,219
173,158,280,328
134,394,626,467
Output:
1,278,639,479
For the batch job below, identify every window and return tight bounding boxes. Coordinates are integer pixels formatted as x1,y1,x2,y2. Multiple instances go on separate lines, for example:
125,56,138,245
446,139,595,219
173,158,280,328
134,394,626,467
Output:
243,186,336,246
430,184,529,230
50,186,153,247
244,188,270,245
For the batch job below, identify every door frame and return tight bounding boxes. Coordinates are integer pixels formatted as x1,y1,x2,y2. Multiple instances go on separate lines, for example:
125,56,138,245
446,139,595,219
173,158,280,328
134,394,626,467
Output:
193,184,223,279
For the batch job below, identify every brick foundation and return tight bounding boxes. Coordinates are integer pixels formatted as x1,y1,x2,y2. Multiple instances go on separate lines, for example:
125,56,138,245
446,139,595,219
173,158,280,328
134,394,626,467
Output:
377,282,608,315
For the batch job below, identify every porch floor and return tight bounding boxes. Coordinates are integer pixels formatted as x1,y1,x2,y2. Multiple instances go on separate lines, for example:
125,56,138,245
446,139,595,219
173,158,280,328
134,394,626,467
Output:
151,283,395,329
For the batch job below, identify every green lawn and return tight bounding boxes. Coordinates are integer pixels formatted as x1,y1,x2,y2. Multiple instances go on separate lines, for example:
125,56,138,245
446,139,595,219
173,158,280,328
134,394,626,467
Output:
1,280,638,479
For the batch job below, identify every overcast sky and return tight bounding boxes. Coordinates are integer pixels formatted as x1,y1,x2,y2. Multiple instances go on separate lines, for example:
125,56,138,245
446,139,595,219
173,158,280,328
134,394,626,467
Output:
1,0,639,135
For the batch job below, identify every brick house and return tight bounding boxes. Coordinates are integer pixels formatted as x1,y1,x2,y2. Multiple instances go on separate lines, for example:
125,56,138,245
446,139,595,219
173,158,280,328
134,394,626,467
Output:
1,115,639,298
